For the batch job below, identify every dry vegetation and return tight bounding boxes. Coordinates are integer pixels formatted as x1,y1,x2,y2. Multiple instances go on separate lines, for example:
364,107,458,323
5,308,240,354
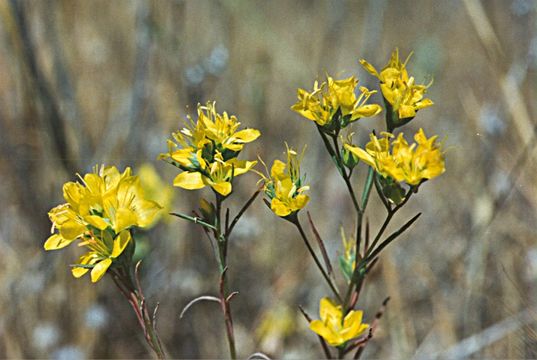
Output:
1,0,537,358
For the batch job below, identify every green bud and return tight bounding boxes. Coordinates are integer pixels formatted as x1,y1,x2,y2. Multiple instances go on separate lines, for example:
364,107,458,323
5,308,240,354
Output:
341,146,360,169
380,176,406,205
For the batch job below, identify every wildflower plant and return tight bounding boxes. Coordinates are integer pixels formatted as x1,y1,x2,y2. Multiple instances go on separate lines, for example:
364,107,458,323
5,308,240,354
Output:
44,48,445,360
258,48,446,358
44,165,166,358
161,102,261,359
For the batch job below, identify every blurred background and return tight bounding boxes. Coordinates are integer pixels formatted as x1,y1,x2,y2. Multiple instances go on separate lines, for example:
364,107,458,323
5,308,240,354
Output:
1,0,537,358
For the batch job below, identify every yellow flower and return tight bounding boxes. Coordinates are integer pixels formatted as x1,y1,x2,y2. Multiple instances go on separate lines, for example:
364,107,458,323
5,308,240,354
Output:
309,298,369,347
261,145,309,217
44,165,162,282
291,75,382,130
197,102,260,153
344,128,445,186
360,48,433,121
72,230,132,282
160,102,259,196
173,152,257,196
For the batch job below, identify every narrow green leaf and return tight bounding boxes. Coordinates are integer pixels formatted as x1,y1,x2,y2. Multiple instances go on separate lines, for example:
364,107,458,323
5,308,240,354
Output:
361,167,374,210
170,212,217,230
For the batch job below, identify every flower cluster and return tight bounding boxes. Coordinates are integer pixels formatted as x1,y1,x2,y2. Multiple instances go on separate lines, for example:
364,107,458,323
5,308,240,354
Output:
360,48,433,123
160,102,259,197
261,145,309,217
309,298,369,347
291,75,382,131
344,128,445,186
44,165,161,282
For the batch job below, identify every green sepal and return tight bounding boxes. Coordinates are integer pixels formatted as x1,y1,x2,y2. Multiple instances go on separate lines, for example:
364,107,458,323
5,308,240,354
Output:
199,198,216,224
341,146,359,169
339,254,355,283
379,176,405,205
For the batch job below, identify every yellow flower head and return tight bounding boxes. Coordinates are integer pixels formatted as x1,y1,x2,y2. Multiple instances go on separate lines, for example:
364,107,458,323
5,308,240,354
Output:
291,75,382,130
160,102,259,196
360,48,433,121
261,144,309,218
309,298,369,347
344,128,445,186
44,165,162,282
173,151,257,197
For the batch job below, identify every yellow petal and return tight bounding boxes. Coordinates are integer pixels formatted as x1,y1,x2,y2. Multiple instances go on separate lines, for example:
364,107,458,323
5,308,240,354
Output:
343,309,363,329
72,267,89,278
380,83,397,105
171,148,196,168
62,182,83,209
114,208,138,233
230,160,257,176
344,144,374,168
234,129,261,143
211,181,232,196
271,198,291,217
111,230,132,258
58,221,86,241
309,320,343,347
398,104,416,119
415,98,434,110
83,173,104,195
319,298,342,323
44,234,74,250
359,59,379,78
85,215,109,230
72,253,95,278
270,160,287,180
293,194,309,211
91,258,113,282
173,172,206,190
352,104,382,119
133,199,162,228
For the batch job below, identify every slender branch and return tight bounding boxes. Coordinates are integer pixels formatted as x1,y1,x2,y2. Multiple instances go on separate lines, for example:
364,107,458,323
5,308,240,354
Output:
219,268,237,360
365,212,421,263
330,134,361,212
225,186,262,237
110,265,166,359
307,211,333,276
294,219,342,302
366,190,413,258
213,191,237,360
352,297,390,359
298,305,333,359
373,173,391,212
361,167,375,210
134,261,166,359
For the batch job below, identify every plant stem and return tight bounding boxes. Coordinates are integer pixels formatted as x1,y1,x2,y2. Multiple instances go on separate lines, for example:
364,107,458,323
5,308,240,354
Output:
366,190,413,259
330,134,360,212
294,219,342,303
213,192,237,359
110,266,166,359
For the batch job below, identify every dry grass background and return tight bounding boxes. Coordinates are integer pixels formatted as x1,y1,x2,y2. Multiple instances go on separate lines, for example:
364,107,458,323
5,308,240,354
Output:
1,0,537,358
